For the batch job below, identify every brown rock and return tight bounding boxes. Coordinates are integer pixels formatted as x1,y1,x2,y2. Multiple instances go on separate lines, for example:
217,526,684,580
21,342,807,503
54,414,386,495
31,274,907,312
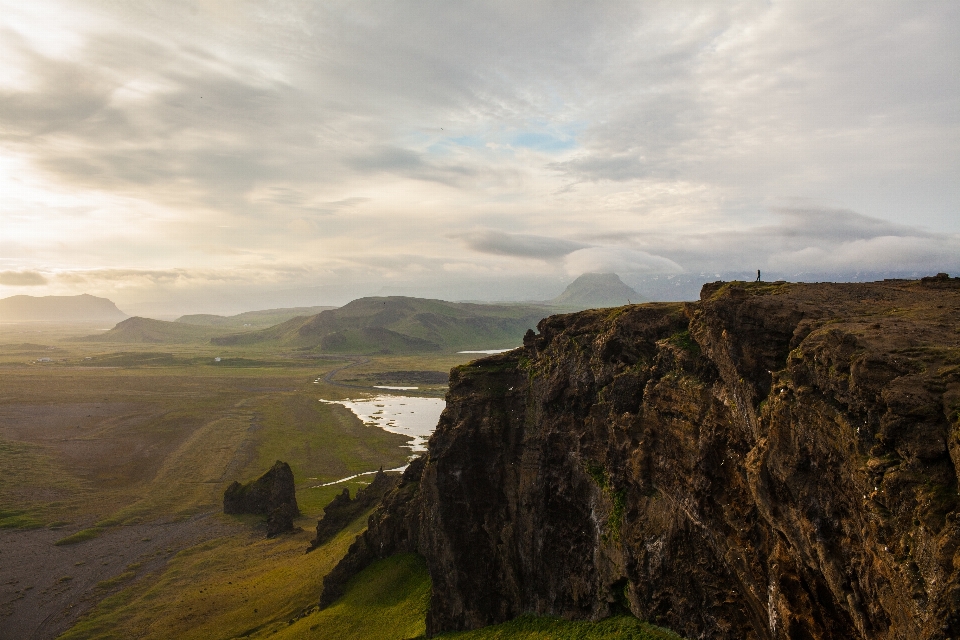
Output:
223,460,299,536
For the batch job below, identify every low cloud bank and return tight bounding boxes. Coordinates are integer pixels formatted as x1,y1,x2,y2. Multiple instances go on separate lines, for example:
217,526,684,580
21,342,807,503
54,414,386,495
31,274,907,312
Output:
0,270,47,286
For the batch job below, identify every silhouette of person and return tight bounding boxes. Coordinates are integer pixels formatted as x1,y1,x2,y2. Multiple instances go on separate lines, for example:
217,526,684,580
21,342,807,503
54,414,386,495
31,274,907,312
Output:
756,270,761,282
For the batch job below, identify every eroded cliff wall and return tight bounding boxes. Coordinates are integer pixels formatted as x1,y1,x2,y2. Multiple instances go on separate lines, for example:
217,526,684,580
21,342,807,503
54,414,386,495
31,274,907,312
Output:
324,278,960,639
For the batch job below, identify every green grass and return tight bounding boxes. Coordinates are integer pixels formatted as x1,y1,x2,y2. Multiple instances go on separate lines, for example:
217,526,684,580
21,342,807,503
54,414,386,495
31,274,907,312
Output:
667,330,700,356
58,520,367,640
54,527,104,545
271,554,431,640
298,478,375,519
249,394,411,495
434,614,684,639
96,571,136,590
0,507,44,529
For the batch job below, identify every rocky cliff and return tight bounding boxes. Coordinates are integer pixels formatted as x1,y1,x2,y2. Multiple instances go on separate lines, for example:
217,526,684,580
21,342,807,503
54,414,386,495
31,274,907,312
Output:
323,277,960,639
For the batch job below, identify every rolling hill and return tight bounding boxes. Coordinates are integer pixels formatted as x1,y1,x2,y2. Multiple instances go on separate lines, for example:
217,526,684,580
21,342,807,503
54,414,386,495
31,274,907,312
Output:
77,317,235,344
175,306,337,329
0,294,128,323
212,296,552,354
547,273,644,309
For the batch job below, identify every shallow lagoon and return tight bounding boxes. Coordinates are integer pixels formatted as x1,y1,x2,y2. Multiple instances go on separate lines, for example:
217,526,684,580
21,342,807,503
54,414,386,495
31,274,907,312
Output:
320,394,446,453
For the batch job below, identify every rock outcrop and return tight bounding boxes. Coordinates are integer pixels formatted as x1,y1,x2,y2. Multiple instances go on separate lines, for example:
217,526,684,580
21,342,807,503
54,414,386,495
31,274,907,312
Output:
307,468,399,552
323,279,960,639
224,460,300,536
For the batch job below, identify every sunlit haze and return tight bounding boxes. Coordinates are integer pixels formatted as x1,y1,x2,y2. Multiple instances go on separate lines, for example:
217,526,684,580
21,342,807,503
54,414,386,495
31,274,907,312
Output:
2,1,958,317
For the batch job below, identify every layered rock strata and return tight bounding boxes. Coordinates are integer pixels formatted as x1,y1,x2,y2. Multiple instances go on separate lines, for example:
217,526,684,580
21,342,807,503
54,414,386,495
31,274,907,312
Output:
323,279,960,639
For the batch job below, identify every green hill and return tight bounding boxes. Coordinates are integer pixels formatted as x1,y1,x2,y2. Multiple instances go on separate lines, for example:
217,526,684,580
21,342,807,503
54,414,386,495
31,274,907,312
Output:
175,306,337,329
77,317,234,344
213,296,551,354
548,273,644,309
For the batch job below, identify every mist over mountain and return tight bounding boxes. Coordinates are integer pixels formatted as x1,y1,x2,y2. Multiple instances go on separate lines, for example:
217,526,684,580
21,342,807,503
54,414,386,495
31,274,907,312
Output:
176,306,337,329
547,273,644,310
0,294,127,323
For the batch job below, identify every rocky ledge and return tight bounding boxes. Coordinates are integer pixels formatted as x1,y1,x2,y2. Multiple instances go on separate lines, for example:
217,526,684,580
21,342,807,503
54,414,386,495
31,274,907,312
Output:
323,278,960,639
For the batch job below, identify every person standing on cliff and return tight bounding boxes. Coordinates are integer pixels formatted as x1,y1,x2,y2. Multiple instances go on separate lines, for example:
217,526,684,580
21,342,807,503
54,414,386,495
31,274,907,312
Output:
756,269,761,282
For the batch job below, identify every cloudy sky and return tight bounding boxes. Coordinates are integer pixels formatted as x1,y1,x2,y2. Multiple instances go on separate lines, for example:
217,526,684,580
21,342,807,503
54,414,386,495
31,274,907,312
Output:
1,1,958,316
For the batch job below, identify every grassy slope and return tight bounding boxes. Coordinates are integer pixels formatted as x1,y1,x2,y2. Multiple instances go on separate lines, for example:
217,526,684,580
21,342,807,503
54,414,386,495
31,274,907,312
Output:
213,297,550,353
269,554,431,640
58,518,369,640
76,317,236,344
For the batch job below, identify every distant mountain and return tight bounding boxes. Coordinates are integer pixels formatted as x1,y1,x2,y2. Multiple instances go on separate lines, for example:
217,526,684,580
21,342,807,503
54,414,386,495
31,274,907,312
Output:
77,317,232,344
176,306,337,329
547,273,644,309
213,296,552,354
0,294,127,323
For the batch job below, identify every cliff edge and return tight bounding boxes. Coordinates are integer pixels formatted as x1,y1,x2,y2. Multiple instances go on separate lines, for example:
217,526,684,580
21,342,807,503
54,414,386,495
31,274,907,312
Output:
323,277,960,639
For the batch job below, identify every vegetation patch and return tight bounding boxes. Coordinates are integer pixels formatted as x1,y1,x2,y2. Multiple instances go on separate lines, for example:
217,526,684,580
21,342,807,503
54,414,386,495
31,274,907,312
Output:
583,460,626,541
55,527,104,545
584,460,609,490
668,330,700,356
97,571,136,590
59,522,364,640
270,553,430,640
454,359,518,377
0,508,44,529
609,489,627,542
434,614,683,639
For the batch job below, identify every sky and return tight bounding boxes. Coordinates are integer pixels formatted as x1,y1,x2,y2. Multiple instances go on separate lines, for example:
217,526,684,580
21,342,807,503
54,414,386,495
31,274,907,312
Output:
1,1,958,316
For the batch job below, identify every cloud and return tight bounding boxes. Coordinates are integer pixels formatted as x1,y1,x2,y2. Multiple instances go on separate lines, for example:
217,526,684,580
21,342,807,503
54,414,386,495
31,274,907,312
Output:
52,265,314,287
348,146,474,186
0,2,957,310
766,207,926,242
564,247,683,276
0,270,47,285
581,206,958,278
775,235,960,274
457,229,587,259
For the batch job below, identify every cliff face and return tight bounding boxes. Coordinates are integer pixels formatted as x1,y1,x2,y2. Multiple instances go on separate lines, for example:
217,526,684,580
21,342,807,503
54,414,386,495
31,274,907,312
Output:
325,278,960,639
